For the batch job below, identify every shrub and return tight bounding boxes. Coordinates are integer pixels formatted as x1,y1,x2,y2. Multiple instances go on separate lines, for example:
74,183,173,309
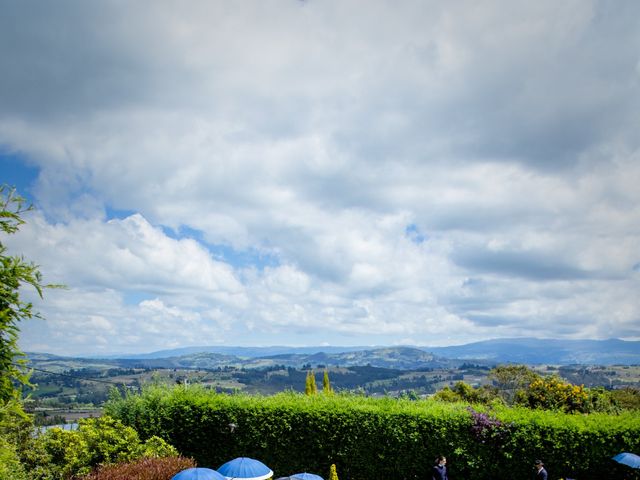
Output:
28,415,179,479
518,376,589,413
0,434,28,480
328,463,338,480
75,456,196,480
135,435,182,459
431,385,459,402
0,400,36,479
432,381,500,404
610,387,640,411
106,385,640,480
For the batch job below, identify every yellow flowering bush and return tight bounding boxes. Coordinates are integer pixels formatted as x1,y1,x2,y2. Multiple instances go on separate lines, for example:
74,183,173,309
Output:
519,376,589,413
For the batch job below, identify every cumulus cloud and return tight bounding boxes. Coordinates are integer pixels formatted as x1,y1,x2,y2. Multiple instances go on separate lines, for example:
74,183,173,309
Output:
1,0,639,354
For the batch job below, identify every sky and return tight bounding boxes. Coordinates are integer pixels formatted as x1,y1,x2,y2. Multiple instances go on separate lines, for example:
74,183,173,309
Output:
1,0,639,356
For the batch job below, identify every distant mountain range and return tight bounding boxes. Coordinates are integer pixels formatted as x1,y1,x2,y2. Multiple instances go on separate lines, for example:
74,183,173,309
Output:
32,337,640,369
427,338,640,365
100,345,374,360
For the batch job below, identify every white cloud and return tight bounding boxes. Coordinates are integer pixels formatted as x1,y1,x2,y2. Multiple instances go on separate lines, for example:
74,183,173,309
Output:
2,1,639,354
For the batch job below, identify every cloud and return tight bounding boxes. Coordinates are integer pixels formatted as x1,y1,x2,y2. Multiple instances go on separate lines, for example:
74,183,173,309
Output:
452,247,593,281
1,1,639,354
10,212,242,296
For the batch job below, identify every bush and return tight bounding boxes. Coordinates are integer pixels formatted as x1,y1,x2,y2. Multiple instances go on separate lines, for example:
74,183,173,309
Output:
0,400,32,480
75,456,196,480
105,385,640,480
0,434,28,480
610,387,640,411
27,415,179,479
517,376,589,413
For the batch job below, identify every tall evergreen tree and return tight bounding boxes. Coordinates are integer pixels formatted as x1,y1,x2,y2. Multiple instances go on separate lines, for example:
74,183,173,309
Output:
329,463,339,480
322,369,333,394
305,370,317,395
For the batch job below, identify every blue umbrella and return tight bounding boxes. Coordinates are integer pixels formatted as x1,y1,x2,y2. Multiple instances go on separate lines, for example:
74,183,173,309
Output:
613,452,640,469
172,468,227,480
276,474,324,480
218,457,274,480
292,473,324,480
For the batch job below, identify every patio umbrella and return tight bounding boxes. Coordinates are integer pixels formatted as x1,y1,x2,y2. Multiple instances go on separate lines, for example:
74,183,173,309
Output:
275,475,324,480
218,457,274,480
276,474,324,480
172,467,227,480
292,473,324,480
276,472,324,480
613,452,640,469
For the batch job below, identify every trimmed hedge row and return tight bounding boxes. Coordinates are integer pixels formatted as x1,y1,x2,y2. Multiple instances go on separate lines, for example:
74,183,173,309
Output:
105,386,640,480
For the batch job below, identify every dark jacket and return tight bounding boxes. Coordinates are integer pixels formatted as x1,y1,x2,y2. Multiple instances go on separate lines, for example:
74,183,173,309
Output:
535,467,548,480
432,464,448,480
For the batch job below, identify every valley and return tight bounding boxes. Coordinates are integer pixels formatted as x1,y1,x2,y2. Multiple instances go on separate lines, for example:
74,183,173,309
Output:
23,341,640,425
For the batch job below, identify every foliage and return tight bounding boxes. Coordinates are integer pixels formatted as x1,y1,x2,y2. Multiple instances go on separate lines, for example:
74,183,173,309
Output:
488,365,541,404
34,412,69,427
105,385,640,480
304,371,317,395
510,374,624,414
328,463,338,480
0,399,33,479
76,456,196,480
25,415,178,479
451,381,478,402
467,407,511,445
135,435,181,459
431,385,459,402
0,185,61,404
0,433,28,480
609,387,640,411
516,375,589,413
433,381,500,405
441,365,629,414
398,389,419,401
322,370,333,395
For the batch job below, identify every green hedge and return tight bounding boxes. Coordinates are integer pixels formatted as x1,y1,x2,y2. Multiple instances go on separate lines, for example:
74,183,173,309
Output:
105,386,640,480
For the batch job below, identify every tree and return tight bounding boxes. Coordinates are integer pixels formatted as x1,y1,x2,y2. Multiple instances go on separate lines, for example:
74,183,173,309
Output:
433,381,500,405
452,381,478,402
610,387,640,411
322,370,333,394
488,365,541,404
0,186,57,403
305,370,317,395
328,463,339,480
432,386,459,403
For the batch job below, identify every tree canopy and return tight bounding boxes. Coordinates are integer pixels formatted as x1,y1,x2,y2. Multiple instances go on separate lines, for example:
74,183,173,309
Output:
0,185,55,403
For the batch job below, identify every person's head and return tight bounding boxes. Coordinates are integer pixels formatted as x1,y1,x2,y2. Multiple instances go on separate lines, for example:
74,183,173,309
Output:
435,455,446,466
534,460,544,471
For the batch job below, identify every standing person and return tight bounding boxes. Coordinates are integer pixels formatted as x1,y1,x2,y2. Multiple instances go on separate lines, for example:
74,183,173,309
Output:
534,460,548,480
432,455,448,480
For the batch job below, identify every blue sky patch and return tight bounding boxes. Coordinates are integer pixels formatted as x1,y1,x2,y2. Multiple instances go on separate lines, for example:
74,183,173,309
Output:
162,224,280,270
0,151,39,202
123,291,156,306
105,206,138,220
405,224,426,244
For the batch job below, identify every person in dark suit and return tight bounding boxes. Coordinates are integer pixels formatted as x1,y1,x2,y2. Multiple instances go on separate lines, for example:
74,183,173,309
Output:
534,459,548,480
432,455,448,480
